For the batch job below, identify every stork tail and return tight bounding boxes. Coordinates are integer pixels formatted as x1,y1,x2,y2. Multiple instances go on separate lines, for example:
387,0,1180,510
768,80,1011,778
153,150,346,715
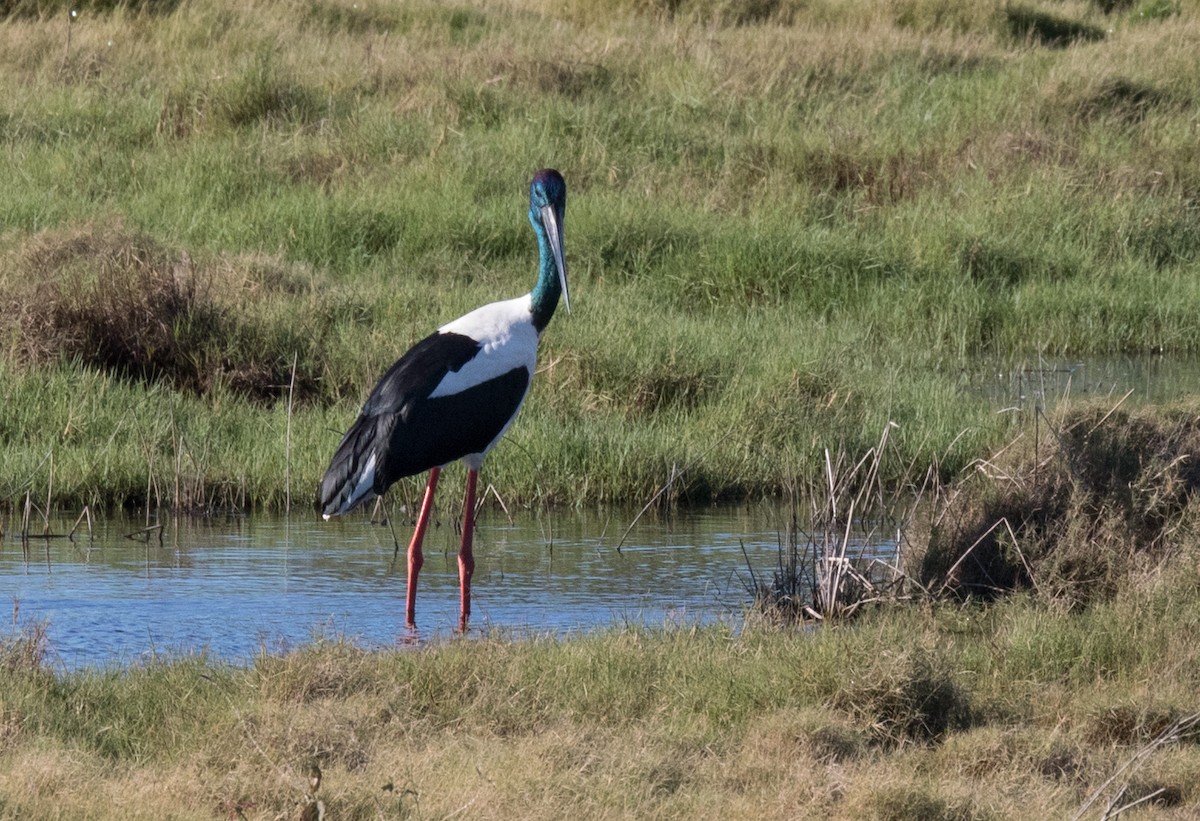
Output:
318,414,382,518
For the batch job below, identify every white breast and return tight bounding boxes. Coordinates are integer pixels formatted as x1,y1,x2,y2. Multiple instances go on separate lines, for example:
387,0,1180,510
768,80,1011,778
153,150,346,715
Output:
429,295,539,399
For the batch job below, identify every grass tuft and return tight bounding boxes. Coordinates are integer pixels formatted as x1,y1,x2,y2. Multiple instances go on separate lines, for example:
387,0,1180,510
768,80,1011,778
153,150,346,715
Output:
918,401,1200,606
1004,6,1106,47
253,638,383,704
1074,77,1177,125
2,221,332,404
1,619,50,674
862,785,990,821
831,647,973,746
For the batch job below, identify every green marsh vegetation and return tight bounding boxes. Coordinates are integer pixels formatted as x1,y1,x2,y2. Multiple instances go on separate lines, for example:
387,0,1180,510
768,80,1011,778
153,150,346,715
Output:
3,0,1200,817
1,0,1197,512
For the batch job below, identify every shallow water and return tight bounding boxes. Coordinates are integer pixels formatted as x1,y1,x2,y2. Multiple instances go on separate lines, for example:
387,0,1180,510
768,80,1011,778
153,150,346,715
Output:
2,506,895,669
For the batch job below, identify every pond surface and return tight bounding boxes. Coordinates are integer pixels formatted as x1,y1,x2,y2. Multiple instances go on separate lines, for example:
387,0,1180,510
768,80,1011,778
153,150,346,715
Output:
2,506,896,669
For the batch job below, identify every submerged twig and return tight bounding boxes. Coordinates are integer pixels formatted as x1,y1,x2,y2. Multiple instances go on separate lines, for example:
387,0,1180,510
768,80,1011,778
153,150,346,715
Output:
68,506,93,542
739,539,761,593
125,524,164,544
21,491,32,541
285,351,297,514
44,450,53,536
480,483,513,524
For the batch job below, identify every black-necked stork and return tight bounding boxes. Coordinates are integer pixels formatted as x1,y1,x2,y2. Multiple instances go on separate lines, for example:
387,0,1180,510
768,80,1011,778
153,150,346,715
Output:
318,168,570,632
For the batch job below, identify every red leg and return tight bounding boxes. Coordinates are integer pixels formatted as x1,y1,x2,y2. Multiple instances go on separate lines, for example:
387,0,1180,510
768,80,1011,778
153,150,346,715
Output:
458,469,479,632
405,467,440,629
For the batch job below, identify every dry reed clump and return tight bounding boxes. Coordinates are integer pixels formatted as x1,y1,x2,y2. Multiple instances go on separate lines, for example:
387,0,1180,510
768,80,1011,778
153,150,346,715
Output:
751,424,913,625
917,402,1200,606
0,620,50,674
829,648,972,747
2,221,323,403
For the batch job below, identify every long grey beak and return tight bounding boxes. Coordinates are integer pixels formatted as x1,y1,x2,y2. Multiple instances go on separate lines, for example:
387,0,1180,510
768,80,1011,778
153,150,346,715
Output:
540,204,570,314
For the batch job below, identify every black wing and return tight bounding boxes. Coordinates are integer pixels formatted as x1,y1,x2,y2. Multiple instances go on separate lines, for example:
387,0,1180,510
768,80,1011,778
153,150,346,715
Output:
318,331,481,516
380,364,530,479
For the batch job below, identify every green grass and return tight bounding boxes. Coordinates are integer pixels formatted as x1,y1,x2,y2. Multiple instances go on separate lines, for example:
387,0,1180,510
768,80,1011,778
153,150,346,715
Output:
6,8,1200,817
1,0,1199,512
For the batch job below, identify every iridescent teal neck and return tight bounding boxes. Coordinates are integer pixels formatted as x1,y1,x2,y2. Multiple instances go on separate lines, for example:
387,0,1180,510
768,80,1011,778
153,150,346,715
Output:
527,168,568,333
530,223,562,333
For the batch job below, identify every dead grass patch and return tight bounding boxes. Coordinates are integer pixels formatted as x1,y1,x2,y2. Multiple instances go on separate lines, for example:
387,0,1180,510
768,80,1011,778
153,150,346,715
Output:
830,648,972,746
1084,702,1187,747
799,144,942,207
2,220,327,403
917,402,1200,606
737,707,867,768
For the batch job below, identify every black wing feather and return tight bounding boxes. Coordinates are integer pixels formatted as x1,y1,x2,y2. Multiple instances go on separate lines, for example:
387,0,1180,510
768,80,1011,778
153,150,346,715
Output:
317,331,481,516
318,332,532,516
378,365,530,483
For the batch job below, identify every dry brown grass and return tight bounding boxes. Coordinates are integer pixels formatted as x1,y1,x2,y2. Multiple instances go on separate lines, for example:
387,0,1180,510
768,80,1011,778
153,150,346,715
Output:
0,618,50,674
916,400,1200,606
829,647,973,747
1,609,1199,820
1,220,330,403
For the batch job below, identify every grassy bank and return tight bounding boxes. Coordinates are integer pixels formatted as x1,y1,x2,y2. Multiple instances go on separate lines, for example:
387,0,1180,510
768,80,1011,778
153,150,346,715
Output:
2,0,1199,512
2,567,1198,819
4,401,1200,818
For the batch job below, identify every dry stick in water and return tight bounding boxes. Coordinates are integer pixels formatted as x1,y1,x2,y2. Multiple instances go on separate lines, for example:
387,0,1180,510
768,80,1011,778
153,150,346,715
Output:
21,491,32,541
68,506,93,541
173,421,181,512
615,472,674,555
43,451,52,535
480,483,513,524
285,352,297,514
615,431,732,553
378,496,401,558
739,539,762,593
125,524,164,545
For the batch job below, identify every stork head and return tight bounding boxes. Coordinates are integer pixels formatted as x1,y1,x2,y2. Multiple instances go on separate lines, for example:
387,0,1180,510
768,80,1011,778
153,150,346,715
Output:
529,169,570,324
